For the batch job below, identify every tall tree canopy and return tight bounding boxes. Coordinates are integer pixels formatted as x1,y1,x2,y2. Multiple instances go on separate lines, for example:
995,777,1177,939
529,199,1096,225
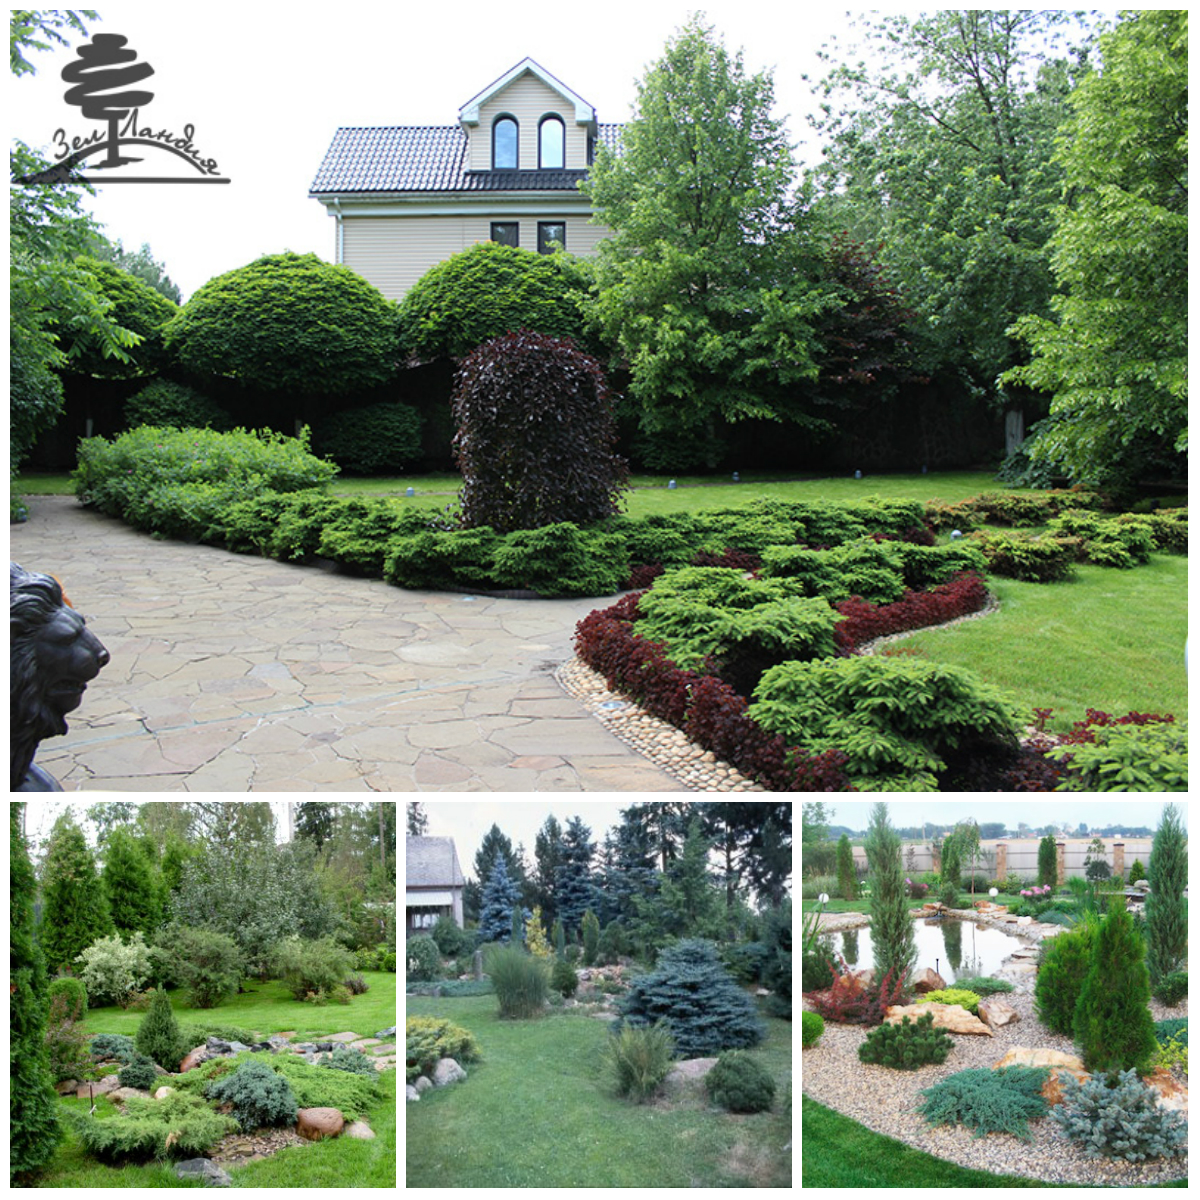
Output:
38,810,114,975
1004,9,1188,490
583,15,834,461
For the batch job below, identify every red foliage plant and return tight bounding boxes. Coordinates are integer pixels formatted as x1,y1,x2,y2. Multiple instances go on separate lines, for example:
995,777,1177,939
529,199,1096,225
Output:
805,959,911,1026
833,572,989,653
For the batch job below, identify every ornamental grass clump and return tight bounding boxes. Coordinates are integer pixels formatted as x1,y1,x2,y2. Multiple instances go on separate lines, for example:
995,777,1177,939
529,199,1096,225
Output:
487,945,550,1019
917,1066,1050,1140
858,1012,953,1070
1049,1069,1187,1161
602,1019,676,1103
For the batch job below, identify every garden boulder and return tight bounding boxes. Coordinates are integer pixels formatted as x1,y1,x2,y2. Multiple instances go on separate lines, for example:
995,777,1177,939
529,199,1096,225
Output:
343,1120,376,1139
885,1003,992,1036
406,1085,420,1103
297,1107,345,1140
992,1047,1088,1106
180,1046,207,1073
175,1158,233,1187
663,1057,719,1095
432,1057,467,1086
977,998,1020,1029
910,968,947,994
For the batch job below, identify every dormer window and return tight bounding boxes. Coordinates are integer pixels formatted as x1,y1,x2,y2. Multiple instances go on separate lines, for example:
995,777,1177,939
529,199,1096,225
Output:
539,115,565,169
493,116,518,169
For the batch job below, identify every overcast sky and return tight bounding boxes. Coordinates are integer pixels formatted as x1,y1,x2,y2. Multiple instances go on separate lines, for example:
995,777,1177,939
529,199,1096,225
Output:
10,2,900,300
812,799,1189,835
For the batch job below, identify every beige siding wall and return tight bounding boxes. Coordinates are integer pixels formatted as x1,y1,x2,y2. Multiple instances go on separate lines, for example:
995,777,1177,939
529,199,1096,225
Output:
469,73,588,170
341,209,610,300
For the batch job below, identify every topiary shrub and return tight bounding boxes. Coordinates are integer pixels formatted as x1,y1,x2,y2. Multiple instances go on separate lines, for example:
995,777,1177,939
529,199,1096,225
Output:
123,378,233,431
47,976,88,1023
117,1054,158,1091
451,329,628,534
205,1059,298,1131
801,1010,825,1049
135,986,186,1072
858,1012,953,1070
601,1019,676,1103
916,988,982,1015
615,938,765,1058
917,1066,1050,1141
1049,1068,1187,1161
406,1016,482,1084
705,1050,776,1113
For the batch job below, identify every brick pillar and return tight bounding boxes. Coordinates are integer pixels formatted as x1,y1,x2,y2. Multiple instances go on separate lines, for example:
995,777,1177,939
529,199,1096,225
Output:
1112,842,1125,880
1056,841,1066,886
995,843,1007,881
932,842,941,875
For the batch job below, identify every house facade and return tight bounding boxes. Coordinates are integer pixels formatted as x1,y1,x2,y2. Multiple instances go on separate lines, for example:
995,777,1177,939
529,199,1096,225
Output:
309,58,621,300
405,835,466,937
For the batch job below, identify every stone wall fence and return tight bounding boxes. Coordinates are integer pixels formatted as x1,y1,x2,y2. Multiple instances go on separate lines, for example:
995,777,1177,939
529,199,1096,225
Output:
850,838,1159,884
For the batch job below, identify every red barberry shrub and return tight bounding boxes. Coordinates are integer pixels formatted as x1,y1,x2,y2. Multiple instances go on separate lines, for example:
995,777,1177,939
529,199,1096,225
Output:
833,572,989,652
451,329,628,533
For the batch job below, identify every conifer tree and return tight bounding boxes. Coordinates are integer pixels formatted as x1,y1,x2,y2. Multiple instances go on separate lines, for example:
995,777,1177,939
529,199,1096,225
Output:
102,826,163,939
39,811,115,975
581,909,600,966
864,802,916,986
554,815,597,938
655,817,722,939
1073,894,1158,1076
478,857,523,943
1037,834,1058,888
10,804,61,1180
1144,802,1188,984
525,905,554,958
836,834,856,901
135,985,185,1071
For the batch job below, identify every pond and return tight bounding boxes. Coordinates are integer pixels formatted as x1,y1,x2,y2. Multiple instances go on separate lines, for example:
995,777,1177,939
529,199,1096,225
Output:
826,916,1036,982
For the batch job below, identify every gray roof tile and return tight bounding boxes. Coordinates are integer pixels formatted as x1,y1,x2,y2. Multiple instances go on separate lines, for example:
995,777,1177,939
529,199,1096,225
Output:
310,123,623,195
406,836,465,888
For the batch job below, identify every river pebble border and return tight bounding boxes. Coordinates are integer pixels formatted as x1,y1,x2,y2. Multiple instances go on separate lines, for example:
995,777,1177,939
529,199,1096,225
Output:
802,909,1189,1186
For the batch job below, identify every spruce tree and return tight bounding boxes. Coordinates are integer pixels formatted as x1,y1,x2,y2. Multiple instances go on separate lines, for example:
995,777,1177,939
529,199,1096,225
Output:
39,811,115,975
836,834,856,901
864,802,917,986
1073,894,1158,1076
617,938,765,1057
10,804,61,1180
554,815,597,937
102,826,163,939
135,985,185,1071
1144,802,1187,984
582,909,601,966
478,857,523,943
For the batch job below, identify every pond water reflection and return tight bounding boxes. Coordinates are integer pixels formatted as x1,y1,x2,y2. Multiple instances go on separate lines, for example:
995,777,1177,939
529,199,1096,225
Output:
833,917,1035,982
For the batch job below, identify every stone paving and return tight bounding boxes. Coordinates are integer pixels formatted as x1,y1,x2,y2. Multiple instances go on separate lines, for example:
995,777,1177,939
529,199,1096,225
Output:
11,497,681,792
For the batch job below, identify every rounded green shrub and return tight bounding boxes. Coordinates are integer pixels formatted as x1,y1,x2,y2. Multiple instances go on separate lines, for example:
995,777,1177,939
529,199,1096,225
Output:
858,1011,953,1070
551,956,579,998
406,1016,482,1083
48,976,88,1022
272,936,355,1001
205,1060,298,1131
313,400,423,474
117,1054,158,1091
917,988,981,1015
801,1010,825,1049
124,379,232,431
404,935,441,983
705,1051,776,1113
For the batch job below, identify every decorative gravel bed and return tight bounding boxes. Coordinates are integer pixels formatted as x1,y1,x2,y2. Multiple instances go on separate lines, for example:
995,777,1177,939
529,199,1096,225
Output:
802,911,1189,1186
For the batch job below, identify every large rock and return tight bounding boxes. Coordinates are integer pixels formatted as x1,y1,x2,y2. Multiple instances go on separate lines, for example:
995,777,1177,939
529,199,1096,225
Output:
180,1046,207,1073
343,1120,376,1139
297,1107,345,1140
108,1086,154,1104
376,1026,397,1040
432,1057,467,1086
992,1047,1088,1106
1144,1067,1188,1116
175,1158,232,1187
406,1085,420,1103
154,1086,175,1100
977,998,1020,1029
663,1057,719,1095
414,1075,433,1094
885,1003,993,1036
76,1074,122,1099
911,968,947,994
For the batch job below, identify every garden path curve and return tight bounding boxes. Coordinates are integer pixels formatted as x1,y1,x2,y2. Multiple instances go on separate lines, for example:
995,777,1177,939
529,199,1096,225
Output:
11,497,681,792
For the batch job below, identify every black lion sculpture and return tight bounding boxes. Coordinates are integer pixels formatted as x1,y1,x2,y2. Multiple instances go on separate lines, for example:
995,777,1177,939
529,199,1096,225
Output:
10,563,110,791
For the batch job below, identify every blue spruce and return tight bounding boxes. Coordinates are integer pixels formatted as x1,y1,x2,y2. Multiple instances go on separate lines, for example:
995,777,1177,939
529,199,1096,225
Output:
478,857,524,943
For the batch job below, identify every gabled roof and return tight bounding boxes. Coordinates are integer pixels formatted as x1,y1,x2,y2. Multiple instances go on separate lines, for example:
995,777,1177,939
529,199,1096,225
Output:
459,57,596,127
309,123,622,195
406,836,466,889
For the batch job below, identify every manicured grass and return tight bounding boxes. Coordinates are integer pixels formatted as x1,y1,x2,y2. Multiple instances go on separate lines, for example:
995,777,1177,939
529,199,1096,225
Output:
406,994,791,1187
802,1096,1186,1187
889,555,1188,729
79,972,395,1042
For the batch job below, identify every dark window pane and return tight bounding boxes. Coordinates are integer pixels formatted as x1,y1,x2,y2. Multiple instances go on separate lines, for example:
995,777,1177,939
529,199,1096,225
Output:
538,222,566,253
491,222,519,247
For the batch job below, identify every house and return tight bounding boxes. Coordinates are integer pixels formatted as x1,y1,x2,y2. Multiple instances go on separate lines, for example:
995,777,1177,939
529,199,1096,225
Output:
406,835,466,937
309,58,622,300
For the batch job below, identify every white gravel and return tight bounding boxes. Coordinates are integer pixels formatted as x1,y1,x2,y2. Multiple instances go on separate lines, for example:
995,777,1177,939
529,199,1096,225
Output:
801,912,1189,1186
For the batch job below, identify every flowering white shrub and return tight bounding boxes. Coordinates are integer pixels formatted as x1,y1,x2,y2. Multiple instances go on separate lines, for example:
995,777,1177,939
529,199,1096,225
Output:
75,932,152,1007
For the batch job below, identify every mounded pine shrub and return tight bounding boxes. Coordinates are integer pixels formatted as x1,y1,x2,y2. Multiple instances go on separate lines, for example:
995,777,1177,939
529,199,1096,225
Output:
615,938,765,1058
705,1050,776,1112
917,1066,1050,1140
801,1010,824,1048
117,1054,159,1091
205,1060,298,1131
66,1091,234,1162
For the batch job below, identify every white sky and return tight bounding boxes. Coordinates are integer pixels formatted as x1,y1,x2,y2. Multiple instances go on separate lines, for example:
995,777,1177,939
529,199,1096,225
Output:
9,2,886,300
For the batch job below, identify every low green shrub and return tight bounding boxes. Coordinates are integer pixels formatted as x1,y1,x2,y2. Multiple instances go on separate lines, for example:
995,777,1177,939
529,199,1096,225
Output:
705,1050,777,1112
1153,970,1188,1006
488,522,628,597
1049,1068,1187,1161
550,956,579,998
123,379,233,431
488,946,550,1019
384,526,499,590
312,400,423,474
969,529,1079,582
602,1019,676,1103
323,1044,378,1080
90,1033,137,1063
117,1054,158,1091
1050,721,1188,791
1047,510,1156,568
917,1066,1050,1140
951,975,1014,997
917,988,982,1015
48,976,88,1022
801,1010,825,1049
858,1012,953,1070
404,935,441,983
205,1059,298,1131
405,1016,482,1083
272,936,355,1001
218,490,341,560
66,1091,234,1162
317,499,433,575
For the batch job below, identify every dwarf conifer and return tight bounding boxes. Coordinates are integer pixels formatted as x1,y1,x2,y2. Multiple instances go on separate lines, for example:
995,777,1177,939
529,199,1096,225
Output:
135,986,185,1071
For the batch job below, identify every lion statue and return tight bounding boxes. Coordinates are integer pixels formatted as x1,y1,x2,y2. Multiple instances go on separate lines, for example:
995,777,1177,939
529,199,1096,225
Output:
10,563,110,791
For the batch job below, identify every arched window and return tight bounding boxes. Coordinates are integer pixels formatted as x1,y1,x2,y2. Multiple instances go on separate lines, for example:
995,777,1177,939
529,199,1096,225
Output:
493,116,518,169
539,115,565,169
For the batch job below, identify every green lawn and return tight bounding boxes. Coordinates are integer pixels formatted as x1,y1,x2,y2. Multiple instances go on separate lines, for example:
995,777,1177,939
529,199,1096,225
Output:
802,1096,1186,1187
406,994,791,1187
24,973,398,1188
